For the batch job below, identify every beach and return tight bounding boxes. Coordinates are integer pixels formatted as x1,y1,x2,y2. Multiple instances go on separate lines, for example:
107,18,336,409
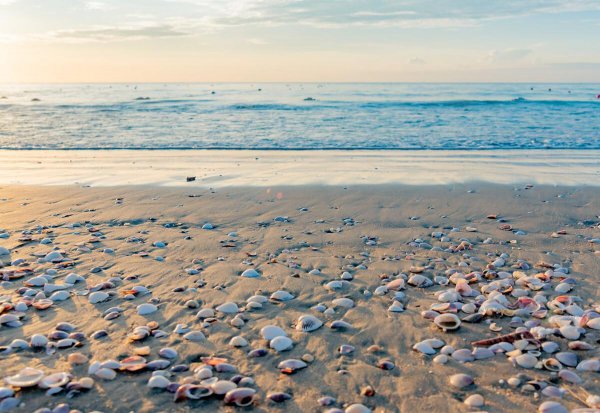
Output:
1,176,599,412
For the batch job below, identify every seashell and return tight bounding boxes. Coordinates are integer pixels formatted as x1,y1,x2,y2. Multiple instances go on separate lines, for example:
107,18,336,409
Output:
295,315,323,332
0,397,19,411
147,359,171,370
332,298,354,308
345,404,372,413
119,356,147,372
270,336,293,352
92,330,109,340
433,354,448,364
260,325,286,340
387,278,405,290
38,372,71,389
374,286,388,296
278,359,307,374
100,360,120,369
472,347,494,360
240,269,260,278
452,348,475,362
224,387,256,407
32,299,53,310
248,348,268,357
586,318,600,330
433,313,461,332
449,373,474,389
330,320,352,330
183,331,205,342
158,348,178,359
64,273,84,284
270,291,295,301
94,368,116,380
408,274,433,288
542,341,560,353
215,363,237,373
340,271,353,280
230,316,245,328
559,325,580,340
388,301,404,312
68,353,88,365
56,338,78,348
541,386,566,398
247,295,268,304
5,367,45,387
137,303,158,315
89,291,109,304
558,369,582,384
174,384,213,402
196,308,215,319
555,352,578,367
514,353,538,369
412,341,436,355
576,359,600,372
147,375,170,389
542,358,562,371
462,313,484,323
338,344,355,355
48,290,70,302
538,401,568,413
568,341,593,351
268,392,292,403
464,394,484,408
211,380,237,395
229,336,248,347
30,334,48,348
194,367,213,379
376,359,395,370
216,302,238,314
318,396,336,406
0,387,14,398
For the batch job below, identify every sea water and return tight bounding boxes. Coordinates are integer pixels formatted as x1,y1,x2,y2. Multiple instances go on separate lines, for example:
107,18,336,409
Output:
0,83,598,150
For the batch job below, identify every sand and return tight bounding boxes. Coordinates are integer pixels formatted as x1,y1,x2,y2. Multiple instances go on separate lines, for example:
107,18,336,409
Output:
0,183,599,413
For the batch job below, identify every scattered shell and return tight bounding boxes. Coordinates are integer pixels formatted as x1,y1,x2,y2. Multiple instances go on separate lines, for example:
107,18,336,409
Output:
449,373,474,389
296,315,323,332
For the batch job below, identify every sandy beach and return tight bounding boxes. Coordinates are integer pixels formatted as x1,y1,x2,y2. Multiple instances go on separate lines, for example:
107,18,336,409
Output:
1,182,599,412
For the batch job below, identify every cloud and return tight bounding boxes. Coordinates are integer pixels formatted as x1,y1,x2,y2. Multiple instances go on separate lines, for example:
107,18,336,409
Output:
486,48,534,63
407,57,426,65
48,24,191,42
85,1,112,11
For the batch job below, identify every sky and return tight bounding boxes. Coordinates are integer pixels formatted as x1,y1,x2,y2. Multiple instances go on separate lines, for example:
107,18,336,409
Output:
1,0,600,82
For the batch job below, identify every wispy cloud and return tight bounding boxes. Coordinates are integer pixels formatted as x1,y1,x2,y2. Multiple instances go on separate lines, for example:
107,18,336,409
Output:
48,24,191,42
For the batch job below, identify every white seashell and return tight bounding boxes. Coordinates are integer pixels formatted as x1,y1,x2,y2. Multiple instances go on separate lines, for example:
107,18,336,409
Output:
247,295,268,303
39,372,71,389
449,373,474,389
229,336,248,347
408,274,433,288
345,404,372,413
89,291,109,304
147,375,170,388
433,354,448,364
433,313,461,331
0,246,9,255
137,303,158,315
332,298,354,308
296,314,323,332
586,317,600,330
260,325,286,340
44,251,64,262
464,394,484,408
461,303,476,314
230,316,245,328
240,269,260,278
325,281,346,291
554,283,572,294
413,341,436,355
472,347,495,360
308,269,321,275
576,359,600,372
216,302,238,314
196,308,215,318
202,223,214,230
195,367,213,380
340,271,353,280
373,286,388,296
270,336,293,352
211,380,237,395
10,339,28,350
26,276,48,286
94,368,117,380
270,290,294,301
30,334,48,348
183,331,205,342
538,401,568,413
49,290,70,302
559,325,580,340
515,353,538,369
388,301,404,312
64,273,84,284
5,368,45,387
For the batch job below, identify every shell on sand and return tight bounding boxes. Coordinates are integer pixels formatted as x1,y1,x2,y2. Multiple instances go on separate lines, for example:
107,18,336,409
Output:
216,302,238,314
4,368,45,387
295,315,323,332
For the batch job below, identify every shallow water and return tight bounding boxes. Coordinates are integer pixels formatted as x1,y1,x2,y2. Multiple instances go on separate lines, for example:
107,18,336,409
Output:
0,83,599,150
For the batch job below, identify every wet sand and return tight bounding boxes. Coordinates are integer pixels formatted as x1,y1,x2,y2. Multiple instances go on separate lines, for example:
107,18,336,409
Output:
0,183,599,413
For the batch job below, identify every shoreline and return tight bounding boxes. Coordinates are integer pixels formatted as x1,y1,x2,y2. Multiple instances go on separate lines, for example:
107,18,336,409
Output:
0,149,598,187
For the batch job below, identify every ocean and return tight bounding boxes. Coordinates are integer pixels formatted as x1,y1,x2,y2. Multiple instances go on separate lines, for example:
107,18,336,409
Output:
0,83,598,150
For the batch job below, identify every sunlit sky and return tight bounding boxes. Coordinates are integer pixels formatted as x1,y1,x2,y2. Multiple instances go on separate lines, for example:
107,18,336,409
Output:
1,0,600,82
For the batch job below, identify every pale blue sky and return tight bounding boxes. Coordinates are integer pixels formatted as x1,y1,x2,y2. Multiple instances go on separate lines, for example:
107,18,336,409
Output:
1,0,600,82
